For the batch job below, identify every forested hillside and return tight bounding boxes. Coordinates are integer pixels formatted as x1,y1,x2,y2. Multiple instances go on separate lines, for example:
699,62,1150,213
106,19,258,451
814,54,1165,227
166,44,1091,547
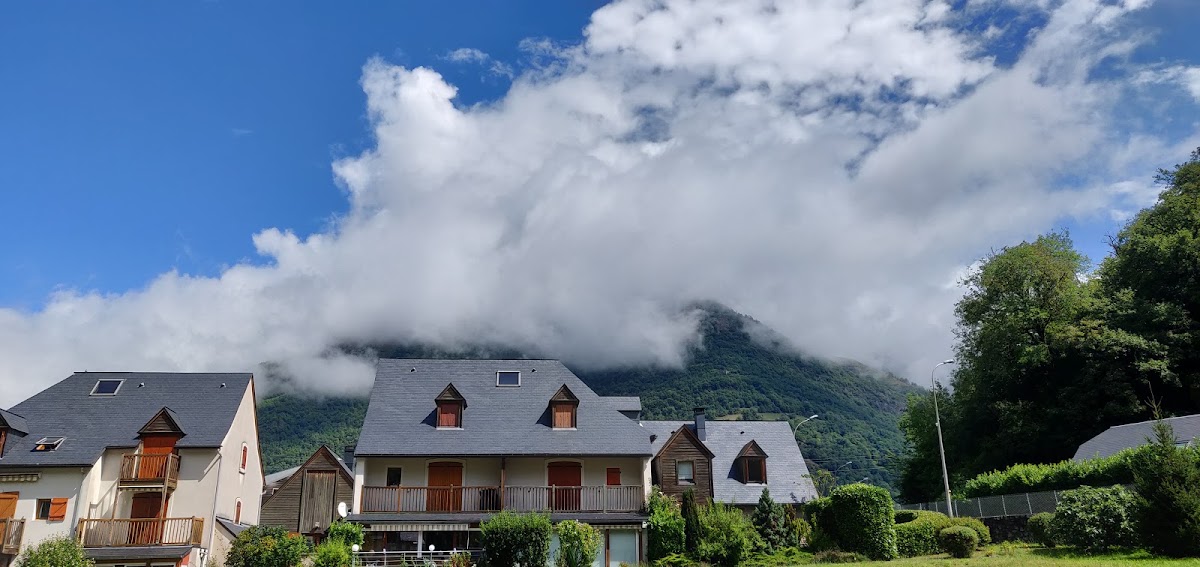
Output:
258,303,920,491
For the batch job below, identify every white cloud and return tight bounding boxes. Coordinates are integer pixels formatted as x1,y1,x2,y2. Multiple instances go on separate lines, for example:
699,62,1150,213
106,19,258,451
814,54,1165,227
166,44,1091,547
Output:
445,47,514,78
1,0,1195,406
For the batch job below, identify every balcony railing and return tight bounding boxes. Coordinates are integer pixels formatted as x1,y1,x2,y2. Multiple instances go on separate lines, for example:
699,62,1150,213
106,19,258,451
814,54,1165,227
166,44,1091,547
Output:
2,518,24,555
360,485,644,514
119,453,180,489
77,517,203,548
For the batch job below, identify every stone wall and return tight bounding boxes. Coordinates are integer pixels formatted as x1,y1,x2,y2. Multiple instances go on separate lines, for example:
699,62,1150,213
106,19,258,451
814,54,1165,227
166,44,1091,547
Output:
982,516,1032,542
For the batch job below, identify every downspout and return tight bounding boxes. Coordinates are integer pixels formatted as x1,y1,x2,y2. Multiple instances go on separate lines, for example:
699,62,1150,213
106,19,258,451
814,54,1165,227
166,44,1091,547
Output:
205,452,224,563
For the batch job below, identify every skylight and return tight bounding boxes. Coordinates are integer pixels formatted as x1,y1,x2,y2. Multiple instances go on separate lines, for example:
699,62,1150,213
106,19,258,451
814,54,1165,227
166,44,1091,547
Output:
496,371,520,387
90,379,124,396
33,437,64,452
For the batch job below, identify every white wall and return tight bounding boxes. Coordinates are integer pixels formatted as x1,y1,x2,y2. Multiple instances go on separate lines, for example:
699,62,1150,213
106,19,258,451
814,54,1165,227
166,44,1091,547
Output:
211,382,264,531
0,464,94,550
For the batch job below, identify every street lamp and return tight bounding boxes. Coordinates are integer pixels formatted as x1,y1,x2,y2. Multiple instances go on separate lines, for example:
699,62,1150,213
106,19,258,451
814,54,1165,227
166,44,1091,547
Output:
792,414,819,439
834,461,853,472
932,359,956,517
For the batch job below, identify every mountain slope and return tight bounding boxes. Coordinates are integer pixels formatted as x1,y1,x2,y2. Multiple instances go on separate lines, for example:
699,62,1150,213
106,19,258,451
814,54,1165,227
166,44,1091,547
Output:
257,304,920,491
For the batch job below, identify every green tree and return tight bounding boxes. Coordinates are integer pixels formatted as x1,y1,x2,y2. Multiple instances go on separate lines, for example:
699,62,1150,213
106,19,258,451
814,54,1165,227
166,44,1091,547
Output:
312,540,352,567
646,487,686,559
1131,419,1200,557
804,468,839,498
16,536,93,567
681,488,702,555
696,501,761,567
225,525,310,567
751,487,795,552
554,520,602,567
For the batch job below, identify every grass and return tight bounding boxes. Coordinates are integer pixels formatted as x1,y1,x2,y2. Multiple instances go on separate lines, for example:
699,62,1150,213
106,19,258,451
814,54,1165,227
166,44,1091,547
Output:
850,545,1200,566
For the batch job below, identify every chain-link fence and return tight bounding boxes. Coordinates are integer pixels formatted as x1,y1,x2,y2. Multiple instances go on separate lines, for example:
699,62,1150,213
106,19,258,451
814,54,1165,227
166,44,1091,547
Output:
897,489,1062,519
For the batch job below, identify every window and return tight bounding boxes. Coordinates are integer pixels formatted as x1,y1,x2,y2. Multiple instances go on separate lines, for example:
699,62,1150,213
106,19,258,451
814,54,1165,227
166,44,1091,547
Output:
33,437,64,452
496,371,521,387
552,403,576,429
606,468,621,486
240,444,248,472
386,467,403,487
437,402,462,428
676,460,694,485
90,379,124,396
235,499,242,523
743,458,766,484
35,499,51,519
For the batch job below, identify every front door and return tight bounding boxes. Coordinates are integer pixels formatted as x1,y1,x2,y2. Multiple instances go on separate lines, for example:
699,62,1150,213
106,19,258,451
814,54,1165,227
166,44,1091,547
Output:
129,493,167,545
547,462,582,511
426,462,463,512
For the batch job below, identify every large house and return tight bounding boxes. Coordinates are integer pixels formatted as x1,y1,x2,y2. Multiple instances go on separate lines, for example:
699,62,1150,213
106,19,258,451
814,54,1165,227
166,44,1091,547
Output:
641,409,819,508
0,372,264,567
348,359,652,564
1073,414,1200,461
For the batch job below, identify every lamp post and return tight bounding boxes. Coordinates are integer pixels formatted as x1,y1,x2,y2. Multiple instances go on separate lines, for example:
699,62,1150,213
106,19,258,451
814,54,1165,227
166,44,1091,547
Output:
792,414,819,440
932,359,956,517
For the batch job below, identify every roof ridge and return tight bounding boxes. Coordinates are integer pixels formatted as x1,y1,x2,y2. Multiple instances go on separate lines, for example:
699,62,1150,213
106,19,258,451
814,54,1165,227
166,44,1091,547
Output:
1108,414,1200,429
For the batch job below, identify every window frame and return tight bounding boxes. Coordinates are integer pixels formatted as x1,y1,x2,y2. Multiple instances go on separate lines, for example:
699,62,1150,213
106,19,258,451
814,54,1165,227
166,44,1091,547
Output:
35,498,51,520
551,402,577,429
89,379,124,396
495,371,521,387
33,437,64,452
386,467,403,487
742,457,767,484
676,460,695,485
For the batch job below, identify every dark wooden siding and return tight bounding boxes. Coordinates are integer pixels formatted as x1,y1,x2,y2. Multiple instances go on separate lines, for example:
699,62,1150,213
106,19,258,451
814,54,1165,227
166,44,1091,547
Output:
654,435,714,502
260,449,354,534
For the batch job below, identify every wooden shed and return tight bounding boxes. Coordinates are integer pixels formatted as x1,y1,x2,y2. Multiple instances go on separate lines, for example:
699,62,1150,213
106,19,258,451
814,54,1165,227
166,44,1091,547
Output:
259,446,354,541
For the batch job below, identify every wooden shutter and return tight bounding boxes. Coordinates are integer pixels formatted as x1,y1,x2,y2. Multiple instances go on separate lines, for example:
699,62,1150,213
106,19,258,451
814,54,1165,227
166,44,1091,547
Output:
0,493,17,519
241,445,249,469
438,403,460,427
606,468,621,486
48,498,68,521
299,471,336,533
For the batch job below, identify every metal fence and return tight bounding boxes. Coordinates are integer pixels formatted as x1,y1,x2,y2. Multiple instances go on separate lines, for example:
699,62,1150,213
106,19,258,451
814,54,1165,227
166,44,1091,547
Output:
355,550,481,567
897,489,1063,519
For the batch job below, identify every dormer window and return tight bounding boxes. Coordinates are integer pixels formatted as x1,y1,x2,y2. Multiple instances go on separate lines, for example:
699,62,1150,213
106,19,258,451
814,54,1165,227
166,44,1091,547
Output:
33,437,65,452
435,384,466,429
549,385,579,429
90,379,124,396
736,440,768,484
496,371,520,387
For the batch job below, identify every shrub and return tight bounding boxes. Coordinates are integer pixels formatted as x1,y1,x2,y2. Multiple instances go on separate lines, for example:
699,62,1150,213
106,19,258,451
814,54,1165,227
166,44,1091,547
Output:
948,516,991,546
784,506,811,547
16,536,93,567
938,526,978,559
554,520,602,567
681,489,702,555
1051,485,1137,553
696,501,762,567
827,483,897,560
742,547,813,567
647,487,686,560
312,540,351,567
893,510,919,524
651,553,695,567
449,551,474,567
892,511,951,558
752,488,798,552
225,525,310,567
325,520,364,548
1027,512,1056,548
804,497,836,551
812,550,868,563
1132,420,1200,557
479,511,552,567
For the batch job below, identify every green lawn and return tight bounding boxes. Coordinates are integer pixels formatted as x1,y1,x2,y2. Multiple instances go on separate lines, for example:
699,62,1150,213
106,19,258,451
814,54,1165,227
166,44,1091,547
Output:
851,545,1200,566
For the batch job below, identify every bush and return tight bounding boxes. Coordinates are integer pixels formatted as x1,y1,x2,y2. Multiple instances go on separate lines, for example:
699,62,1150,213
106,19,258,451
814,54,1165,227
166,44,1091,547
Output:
784,507,811,547
752,488,798,552
959,444,1188,497
312,540,351,567
647,487,686,560
651,553,695,567
225,525,310,567
1027,512,1057,548
554,520,602,567
1132,420,1200,557
803,497,836,551
812,550,868,563
696,501,762,567
893,510,919,524
948,516,991,546
479,511,552,567
827,484,897,560
938,526,978,559
681,489,702,555
449,551,474,567
1051,485,1137,553
892,511,951,558
16,536,93,567
325,520,364,548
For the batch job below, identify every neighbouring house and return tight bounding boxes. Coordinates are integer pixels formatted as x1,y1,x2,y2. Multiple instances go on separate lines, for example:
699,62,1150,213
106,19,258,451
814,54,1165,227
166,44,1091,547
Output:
1073,414,1200,461
0,372,264,567
259,445,354,543
641,408,819,510
349,359,652,564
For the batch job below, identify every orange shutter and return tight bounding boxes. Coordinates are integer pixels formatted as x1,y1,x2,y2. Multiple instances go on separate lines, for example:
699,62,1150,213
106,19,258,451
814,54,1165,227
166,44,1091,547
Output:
553,404,574,428
0,493,17,519
606,468,621,486
438,403,460,427
48,498,68,521
241,445,248,469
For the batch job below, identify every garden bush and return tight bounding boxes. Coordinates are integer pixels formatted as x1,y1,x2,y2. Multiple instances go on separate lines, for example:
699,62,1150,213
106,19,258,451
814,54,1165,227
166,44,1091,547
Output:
16,536,93,567
696,501,762,567
893,511,951,557
225,525,310,567
803,497,836,551
554,520,602,567
325,520,364,548
948,516,991,546
479,511,552,567
811,550,868,563
893,510,919,524
1027,512,1056,548
784,507,811,547
647,488,686,560
960,443,1200,498
938,526,978,559
651,552,695,567
828,483,897,560
752,488,798,552
312,540,351,567
1132,420,1200,558
1051,485,1137,553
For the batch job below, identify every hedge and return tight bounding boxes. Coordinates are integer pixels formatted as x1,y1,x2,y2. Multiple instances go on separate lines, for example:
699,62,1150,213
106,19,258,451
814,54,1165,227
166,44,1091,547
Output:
894,511,951,558
1051,485,1137,553
480,511,552,567
961,444,1200,497
828,484,897,561
948,517,991,546
1027,512,1056,548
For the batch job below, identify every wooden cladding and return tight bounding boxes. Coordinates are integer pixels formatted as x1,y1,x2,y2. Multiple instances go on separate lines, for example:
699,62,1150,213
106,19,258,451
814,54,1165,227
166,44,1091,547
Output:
299,471,336,532
77,517,204,547
552,403,576,428
1,518,24,555
437,402,463,428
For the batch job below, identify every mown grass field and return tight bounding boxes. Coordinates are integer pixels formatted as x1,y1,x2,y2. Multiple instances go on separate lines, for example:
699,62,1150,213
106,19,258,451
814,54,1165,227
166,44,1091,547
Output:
850,545,1200,566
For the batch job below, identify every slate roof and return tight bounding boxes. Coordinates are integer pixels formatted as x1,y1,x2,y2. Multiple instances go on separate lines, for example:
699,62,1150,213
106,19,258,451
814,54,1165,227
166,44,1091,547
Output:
1073,414,1200,461
356,360,651,457
0,409,27,434
216,516,252,537
0,372,252,467
84,545,192,560
641,420,819,505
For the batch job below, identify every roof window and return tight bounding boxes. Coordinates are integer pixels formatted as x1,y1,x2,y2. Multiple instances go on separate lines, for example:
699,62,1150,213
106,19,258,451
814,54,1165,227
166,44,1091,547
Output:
90,379,124,396
33,437,65,452
496,371,520,387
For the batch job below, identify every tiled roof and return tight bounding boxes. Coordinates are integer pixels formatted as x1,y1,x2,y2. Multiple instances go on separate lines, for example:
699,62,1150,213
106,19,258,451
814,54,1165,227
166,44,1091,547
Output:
1,372,252,467
356,360,651,457
641,420,819,505
1073,414,1200,461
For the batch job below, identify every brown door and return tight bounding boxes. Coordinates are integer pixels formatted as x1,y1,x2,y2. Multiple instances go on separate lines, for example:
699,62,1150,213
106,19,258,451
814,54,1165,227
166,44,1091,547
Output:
139,435,178,479
547,462,582,511
0,493,16,519
129,493,166,545
426,462,463,512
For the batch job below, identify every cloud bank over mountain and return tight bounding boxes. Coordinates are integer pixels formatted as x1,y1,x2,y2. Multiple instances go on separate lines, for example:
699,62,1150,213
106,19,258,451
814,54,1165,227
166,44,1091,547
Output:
1,0,1196,405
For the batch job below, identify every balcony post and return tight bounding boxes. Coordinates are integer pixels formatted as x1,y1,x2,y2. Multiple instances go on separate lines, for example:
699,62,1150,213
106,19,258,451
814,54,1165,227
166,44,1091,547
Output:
499,458,506,511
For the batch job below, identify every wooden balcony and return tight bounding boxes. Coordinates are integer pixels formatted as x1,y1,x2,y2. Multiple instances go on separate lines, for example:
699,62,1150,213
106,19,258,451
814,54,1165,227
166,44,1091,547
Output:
119,453,180,490
77,517,203,548
360,485,644,514
1,518,24,555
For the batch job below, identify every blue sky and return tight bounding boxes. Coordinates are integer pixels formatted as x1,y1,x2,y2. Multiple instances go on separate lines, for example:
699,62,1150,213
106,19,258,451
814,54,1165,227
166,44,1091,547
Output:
1,0,1198,402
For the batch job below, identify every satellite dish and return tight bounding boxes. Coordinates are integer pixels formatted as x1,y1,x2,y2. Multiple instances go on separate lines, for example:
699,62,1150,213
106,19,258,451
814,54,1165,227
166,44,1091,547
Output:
337,502,348,518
